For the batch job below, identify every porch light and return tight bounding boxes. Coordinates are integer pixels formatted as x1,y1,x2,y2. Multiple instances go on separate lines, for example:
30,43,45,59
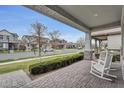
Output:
94,13,98,17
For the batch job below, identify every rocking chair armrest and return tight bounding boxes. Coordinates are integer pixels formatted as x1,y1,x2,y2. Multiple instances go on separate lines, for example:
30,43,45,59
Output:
98,59,104,62
98,59,105,65
91,59,104,66
91,61,97,65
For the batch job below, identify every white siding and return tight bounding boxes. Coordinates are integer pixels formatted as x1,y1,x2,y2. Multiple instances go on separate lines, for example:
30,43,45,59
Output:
108,35,121,50
3,43,8,49
0,30,18,43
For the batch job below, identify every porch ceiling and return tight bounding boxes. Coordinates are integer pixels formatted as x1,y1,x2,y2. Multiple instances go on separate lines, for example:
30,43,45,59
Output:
91,27,121,40
24,5,122,32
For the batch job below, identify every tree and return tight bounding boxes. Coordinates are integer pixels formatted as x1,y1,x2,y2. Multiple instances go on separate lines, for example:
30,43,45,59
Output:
19,45,26,51
48,30,61,49
76,37,85,49
31,22,47,56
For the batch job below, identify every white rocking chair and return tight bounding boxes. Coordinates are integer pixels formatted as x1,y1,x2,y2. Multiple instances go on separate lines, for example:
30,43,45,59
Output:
94,50,116,71
90,50,117,81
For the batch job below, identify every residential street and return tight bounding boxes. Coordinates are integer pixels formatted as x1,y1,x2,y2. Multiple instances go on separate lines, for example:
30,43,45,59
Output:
0,49,83,64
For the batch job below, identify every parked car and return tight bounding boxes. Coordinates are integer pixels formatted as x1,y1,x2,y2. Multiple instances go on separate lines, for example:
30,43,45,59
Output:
77,47,82,50
43,48,54,52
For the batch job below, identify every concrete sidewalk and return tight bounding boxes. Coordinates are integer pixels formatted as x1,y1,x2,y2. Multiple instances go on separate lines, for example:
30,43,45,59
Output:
0,52,78,66
0,49,82,61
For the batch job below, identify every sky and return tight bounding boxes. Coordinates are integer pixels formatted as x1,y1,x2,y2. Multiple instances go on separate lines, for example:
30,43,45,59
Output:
0,5,85,43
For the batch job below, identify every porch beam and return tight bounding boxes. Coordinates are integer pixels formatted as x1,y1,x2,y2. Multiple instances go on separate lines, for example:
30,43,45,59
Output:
121,6,124,80
24,5,90,32
46,6,89,29
91,21,121,32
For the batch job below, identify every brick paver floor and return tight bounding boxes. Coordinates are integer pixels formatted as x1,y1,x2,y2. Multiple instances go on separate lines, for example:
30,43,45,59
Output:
0,70,31,88
23,60,124,88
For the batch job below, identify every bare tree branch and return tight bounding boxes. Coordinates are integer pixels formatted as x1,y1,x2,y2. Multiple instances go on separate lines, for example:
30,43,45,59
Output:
48,30,61,49
31,22,47,56
76,37,85,49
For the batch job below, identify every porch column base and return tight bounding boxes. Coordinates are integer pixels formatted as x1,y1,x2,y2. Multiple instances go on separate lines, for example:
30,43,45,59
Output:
84,50,92,60
121,55,124,80
122,64,124,80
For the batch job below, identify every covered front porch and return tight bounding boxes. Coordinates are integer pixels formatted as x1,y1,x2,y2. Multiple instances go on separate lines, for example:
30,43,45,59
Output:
25,5,124,81
23,60,123,88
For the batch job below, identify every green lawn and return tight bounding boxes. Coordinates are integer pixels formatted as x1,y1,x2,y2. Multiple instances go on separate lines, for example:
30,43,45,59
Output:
0,60,39,74
0,50,33,54
0,56,36,63
0,57,55,74
0,53,79,74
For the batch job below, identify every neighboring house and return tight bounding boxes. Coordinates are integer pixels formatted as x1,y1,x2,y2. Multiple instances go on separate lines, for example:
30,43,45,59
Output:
76,39,85,49
50,39,77,49
40,37,52,49
66,42,77,49
22,35,77,50
91,27,121,50
21,35,36,51
0,29,19,50
50,39,67,49
21,35,52,51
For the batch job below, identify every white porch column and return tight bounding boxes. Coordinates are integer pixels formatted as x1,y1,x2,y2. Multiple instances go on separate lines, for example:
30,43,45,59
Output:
121,6,124,79
95,39,97,49
94,39,98,53
84,32,92,60
98,40,102,48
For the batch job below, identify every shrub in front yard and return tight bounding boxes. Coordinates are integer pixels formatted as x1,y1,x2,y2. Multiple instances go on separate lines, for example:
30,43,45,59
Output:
112,54,120,62
29,53,84,75
95,53,100,59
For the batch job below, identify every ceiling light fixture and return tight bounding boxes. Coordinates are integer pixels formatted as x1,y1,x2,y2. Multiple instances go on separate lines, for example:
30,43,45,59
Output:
94,13,98,17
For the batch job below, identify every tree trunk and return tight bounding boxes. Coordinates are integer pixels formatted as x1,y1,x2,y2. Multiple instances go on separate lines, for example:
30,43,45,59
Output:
38,36,41,56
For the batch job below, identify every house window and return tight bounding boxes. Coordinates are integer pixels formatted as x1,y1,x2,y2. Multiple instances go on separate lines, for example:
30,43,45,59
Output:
0,35,3,40
0,43,3,48
6,36,10,40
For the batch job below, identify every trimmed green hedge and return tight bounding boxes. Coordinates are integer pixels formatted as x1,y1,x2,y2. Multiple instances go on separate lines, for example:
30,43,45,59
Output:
112,54,120,62
29,53,84,75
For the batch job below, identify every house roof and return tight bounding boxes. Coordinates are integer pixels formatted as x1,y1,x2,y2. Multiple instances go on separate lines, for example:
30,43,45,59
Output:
22,35,50,42
0,29,18,37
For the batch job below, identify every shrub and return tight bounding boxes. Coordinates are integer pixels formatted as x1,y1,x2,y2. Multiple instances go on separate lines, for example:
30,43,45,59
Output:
95,53,100,59
18,45,26,51
79,52,84,55
29,53,84,75
112,54,120,62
